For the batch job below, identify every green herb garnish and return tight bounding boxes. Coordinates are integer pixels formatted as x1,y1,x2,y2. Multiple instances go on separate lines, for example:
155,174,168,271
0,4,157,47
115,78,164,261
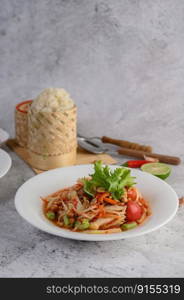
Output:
83,161,136,200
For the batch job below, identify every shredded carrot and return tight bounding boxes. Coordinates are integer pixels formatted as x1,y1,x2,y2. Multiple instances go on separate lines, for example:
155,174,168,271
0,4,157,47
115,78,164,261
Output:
96,192,110,203
74,183,83,190
40,197,48,203
104,214,121,219
137,208,147,224
96,193,119,205
69,217,75,224
97,204,105,218
103,198,119,205
139,197,149,208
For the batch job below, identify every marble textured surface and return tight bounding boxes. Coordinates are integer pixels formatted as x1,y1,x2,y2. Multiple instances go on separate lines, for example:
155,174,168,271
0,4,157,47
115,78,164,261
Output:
0,0,184,277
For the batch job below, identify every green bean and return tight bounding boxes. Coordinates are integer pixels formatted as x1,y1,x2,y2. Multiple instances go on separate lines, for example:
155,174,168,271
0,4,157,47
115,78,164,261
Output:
63,215,70,226
121,222,137,231
46,211,55,220
75,219,90,230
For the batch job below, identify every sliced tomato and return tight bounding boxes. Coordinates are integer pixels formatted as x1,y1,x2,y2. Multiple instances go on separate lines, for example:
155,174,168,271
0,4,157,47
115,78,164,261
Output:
127,188,137,201
126,200,143,221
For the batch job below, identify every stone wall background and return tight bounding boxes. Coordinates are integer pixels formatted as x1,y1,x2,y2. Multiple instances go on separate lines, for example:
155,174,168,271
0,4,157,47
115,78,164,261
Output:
0,0,183,154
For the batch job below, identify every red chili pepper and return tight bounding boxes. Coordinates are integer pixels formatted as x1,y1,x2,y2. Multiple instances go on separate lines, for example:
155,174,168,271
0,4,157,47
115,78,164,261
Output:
122,160,150,168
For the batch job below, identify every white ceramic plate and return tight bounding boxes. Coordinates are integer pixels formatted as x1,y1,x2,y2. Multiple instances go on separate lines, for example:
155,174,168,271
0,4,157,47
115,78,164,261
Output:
15,164,178,241
0,149,12,178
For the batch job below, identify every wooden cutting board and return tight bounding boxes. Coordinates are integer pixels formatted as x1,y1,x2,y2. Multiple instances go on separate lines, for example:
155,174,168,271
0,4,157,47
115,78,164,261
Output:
7,139,117,174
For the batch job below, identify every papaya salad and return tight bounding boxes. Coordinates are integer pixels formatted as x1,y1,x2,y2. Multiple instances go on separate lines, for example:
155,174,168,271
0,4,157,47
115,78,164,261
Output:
42,161,151,234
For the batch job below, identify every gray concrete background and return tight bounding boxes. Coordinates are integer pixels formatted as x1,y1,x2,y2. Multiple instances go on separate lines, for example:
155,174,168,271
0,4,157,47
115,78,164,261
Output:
0,0,184,277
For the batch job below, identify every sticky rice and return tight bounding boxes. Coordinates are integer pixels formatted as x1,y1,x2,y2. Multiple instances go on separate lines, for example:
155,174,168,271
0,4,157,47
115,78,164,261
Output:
31,88,74,112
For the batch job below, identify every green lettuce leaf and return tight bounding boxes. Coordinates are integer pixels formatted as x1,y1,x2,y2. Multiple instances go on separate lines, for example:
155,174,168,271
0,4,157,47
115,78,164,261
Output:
83,161,136,200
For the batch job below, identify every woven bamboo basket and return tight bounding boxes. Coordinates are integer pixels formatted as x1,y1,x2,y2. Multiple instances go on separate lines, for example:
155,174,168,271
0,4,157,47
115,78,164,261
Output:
15,100,32,147
27,105,77,170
